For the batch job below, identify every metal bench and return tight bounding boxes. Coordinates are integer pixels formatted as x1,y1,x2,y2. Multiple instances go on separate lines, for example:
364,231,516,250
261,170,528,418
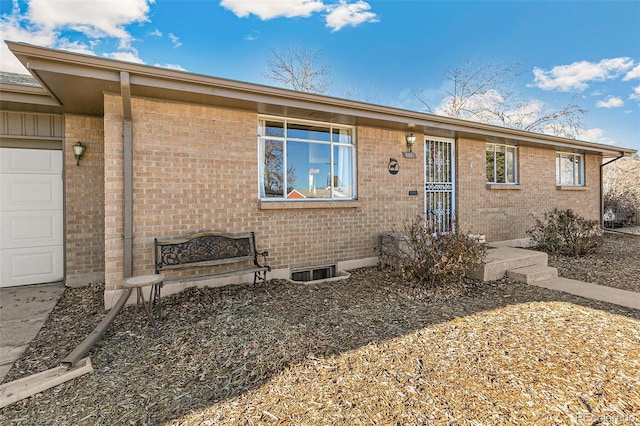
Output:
151,231,271,320
156,229,269,282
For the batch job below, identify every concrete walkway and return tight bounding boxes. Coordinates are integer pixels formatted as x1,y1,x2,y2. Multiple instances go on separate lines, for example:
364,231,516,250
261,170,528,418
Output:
608,225,640,235
0,282,64,383
530,277,640,310
472,241,640,311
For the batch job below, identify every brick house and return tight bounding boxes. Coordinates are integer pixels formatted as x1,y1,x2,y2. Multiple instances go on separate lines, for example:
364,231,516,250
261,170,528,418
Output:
1,42,636,306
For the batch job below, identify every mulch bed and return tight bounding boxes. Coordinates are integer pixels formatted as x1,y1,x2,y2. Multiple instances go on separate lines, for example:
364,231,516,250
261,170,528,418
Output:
1,233,639,425
548,231,640,293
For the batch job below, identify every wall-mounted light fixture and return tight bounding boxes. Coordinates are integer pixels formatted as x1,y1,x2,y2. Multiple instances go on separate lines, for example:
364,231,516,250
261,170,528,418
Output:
72,142,86,166
403,133,417,159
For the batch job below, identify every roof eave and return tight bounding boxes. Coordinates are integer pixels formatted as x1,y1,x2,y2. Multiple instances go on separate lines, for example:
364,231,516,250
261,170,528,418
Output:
6,41,636,157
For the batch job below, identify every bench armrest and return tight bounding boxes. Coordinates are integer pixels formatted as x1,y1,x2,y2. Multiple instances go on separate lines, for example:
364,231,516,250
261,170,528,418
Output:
255,250,270,270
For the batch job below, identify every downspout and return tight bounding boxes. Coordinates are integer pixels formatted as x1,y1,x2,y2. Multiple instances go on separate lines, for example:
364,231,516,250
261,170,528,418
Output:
600,152,626,228
121,71,133,278
60,287,132,367
61,66,134,365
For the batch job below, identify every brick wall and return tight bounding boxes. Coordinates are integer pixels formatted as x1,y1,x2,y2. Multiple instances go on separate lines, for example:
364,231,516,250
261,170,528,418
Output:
101,95,602,291
64,114,105,286
102,95,423,291
456,137,601,241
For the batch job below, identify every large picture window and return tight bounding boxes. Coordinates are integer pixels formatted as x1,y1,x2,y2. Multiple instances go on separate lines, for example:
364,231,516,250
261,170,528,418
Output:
486,143,517,184
556,152,584,186
259,117,356,200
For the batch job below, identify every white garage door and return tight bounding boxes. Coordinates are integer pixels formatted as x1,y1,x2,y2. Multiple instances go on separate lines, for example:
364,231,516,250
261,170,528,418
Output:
0,148,63,287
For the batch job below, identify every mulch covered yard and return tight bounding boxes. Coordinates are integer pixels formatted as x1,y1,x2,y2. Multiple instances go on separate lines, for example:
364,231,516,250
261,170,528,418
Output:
548,231,640,293
1,233,639,425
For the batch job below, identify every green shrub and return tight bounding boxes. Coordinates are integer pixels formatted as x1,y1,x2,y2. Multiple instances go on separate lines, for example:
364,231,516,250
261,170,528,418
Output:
527,209,603,256
381,217,486,287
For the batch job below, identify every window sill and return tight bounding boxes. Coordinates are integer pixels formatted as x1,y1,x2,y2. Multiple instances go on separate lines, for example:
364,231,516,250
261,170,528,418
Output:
259,200,361,210
486,184,520,190
556,185,587,191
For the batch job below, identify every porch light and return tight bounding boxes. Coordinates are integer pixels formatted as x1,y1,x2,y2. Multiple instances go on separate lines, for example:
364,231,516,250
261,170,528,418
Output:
403,133,417,159
406,133,417,152
73,142,86,166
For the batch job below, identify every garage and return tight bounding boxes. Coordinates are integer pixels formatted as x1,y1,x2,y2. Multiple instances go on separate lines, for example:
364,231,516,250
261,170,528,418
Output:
0,110,64,288
0,147,63,287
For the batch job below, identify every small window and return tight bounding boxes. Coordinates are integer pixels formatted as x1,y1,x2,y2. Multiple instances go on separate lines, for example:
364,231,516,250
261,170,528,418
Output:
556,152,584,186
486,143,517,184
258,117,356,201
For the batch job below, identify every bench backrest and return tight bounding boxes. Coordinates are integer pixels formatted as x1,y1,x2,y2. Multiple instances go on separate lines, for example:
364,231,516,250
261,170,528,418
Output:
154,231,258,273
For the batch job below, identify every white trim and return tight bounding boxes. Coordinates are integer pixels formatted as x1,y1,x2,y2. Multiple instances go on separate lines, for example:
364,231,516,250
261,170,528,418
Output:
486,142,518,184
257,115,357,201
556,151,585,186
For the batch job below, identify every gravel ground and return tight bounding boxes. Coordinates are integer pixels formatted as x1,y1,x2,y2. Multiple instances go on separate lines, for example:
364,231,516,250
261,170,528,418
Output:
1,233,639,425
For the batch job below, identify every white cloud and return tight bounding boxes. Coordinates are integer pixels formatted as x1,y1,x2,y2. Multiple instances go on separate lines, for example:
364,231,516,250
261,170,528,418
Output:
505,99,545,127
0,0,153,73
596,96,624,108
531,57,634,91
150,28,162,37
168,32,181,48
435,89,504,123
244,29,260,41
27,0,152,50
325,0,378,32
434,90,547,130
0,1,56,73
154,63,187,71
577,128,617,145
55,38,95,55
220,0,377,31
630,85,640,101
220,0,324,20
624,64,640,81
104,50,144,64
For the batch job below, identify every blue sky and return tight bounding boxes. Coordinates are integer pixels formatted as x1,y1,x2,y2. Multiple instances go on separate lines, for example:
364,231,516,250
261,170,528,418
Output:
1,0,639,151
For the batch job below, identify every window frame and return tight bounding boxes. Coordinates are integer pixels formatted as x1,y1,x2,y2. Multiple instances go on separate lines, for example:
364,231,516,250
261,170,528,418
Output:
486,143,518,185
257,116,357,201
556,152,585,186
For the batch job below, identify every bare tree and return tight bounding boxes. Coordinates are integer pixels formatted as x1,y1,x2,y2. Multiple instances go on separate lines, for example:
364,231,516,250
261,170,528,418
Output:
263,47,331,94
603,155,640,226
262,139,296,198
413,59,586,139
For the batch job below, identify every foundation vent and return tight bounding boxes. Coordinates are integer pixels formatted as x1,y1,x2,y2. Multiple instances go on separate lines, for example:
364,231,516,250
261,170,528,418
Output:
291,265,336,282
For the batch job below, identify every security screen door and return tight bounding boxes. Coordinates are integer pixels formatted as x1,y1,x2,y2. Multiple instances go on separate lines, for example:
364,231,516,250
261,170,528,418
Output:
424,137,455,233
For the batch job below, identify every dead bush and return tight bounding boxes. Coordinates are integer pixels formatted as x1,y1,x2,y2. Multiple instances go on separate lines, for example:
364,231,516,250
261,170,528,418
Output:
527,209,603,257
381,217,486,287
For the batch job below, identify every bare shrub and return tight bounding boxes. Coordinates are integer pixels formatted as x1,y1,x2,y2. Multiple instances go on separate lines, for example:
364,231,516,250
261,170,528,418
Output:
381,217,486,287
527,209,603,257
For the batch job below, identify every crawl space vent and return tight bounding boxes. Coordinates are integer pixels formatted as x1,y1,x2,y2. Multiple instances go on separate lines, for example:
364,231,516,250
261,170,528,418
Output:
291,265,336,282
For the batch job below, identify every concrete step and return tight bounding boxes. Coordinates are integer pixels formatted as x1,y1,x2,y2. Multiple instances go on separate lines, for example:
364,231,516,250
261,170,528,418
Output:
468,246,548,281
507,264,558,284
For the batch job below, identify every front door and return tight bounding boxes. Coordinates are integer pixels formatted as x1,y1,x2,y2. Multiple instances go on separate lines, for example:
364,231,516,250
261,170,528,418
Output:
424,137,455,233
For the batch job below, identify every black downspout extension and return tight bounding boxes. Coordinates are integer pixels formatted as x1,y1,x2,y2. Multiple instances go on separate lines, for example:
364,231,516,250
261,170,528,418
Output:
600,153,626,228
